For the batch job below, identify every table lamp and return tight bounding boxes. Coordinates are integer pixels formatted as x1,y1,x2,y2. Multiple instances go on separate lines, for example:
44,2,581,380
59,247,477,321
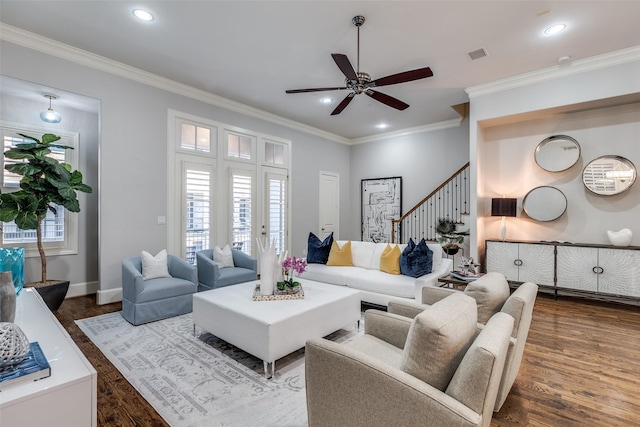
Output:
491,198,517,241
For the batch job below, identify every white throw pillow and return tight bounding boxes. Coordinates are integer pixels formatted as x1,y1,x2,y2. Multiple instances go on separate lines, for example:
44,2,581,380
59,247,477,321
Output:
213,244,235,268
141,249,171,280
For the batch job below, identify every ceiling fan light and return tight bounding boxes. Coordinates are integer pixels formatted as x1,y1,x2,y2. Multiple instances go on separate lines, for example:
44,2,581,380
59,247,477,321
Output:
40,95,62,123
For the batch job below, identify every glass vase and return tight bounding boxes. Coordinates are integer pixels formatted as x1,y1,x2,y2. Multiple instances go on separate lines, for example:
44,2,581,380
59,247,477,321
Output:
0,247,25,295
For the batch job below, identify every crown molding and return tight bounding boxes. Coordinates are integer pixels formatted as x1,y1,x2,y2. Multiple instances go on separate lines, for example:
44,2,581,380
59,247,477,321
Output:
0,23,350,145
349,118,462,145
466,45,640,99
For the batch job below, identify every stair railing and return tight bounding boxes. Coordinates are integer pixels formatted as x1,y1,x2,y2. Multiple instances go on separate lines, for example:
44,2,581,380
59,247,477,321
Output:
391,162,470,243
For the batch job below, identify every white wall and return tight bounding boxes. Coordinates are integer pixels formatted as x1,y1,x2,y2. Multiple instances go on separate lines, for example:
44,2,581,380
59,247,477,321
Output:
0,93,99,291
469,58,640,261
348,120,469,241
0,40,352,302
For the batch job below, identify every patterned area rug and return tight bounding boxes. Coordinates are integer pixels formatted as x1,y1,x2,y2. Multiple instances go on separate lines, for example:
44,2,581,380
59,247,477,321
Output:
76,312,361,427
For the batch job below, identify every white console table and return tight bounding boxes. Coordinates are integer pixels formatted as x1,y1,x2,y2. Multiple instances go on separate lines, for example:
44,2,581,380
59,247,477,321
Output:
0,288,97,427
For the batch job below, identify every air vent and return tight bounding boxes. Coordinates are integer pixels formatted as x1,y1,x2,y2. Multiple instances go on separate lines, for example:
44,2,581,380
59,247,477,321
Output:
467,48,488,60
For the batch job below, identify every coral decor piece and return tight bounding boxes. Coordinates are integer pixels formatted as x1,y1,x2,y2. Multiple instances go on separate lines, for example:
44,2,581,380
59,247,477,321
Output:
607,228,633,246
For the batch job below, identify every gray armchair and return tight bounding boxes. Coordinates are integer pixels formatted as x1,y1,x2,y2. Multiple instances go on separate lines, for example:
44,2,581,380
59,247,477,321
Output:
121,254,197,326
306,292,514,427
388,274,539,412
196,248,257,292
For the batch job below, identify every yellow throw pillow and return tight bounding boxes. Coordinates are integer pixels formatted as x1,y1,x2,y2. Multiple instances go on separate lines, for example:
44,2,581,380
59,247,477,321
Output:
326,241,353,266
380,244,401,275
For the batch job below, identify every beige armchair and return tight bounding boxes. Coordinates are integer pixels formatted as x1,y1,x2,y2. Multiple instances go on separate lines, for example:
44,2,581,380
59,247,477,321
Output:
305,293,514,427
387,274,539,412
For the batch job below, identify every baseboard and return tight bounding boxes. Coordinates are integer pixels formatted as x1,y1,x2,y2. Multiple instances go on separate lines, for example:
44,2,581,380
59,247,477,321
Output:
66,280,100,298
96,287,123,305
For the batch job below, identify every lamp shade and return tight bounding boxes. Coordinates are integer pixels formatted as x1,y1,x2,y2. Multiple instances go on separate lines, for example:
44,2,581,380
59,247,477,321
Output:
491,198,517,217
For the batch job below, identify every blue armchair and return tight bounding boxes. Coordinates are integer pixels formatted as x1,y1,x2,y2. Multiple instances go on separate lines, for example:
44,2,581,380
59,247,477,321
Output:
196,249,257,292
121,254,197,325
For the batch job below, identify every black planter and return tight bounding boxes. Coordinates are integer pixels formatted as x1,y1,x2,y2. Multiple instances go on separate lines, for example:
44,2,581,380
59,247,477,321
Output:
443,246,460,256
29,280,70,311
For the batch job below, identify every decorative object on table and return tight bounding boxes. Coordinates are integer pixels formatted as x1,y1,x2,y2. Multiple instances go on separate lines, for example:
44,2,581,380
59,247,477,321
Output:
491,198,517,240
522,186,566,222
252,286,305,301
450,270,480,281
606,228,633,246
0,322,30,368
458,256,479,276
361,176,402,243
583,155,636,196
0,271,17,322
534,135,581,172
0,247,25,295
0,133,92,311
436,218,468,255
256,237,285,296
0,341,51,391
277,256,307,295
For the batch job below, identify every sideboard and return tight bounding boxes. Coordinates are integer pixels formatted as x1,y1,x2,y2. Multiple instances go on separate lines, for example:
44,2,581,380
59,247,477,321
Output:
0,288,97,426
486,239,640,304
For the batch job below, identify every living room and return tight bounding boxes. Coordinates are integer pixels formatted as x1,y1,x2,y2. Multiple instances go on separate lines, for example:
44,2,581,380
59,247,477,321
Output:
1,2,640,426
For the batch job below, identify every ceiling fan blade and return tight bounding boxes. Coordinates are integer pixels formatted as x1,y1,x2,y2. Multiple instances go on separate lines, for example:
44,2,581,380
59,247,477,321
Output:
365,90,409,111
331,92,356,115
286,87,348,94
331,53,358,81
370,67,433,87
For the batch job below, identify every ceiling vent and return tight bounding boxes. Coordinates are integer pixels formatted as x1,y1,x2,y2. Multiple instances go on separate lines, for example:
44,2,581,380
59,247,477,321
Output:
467,48,488,61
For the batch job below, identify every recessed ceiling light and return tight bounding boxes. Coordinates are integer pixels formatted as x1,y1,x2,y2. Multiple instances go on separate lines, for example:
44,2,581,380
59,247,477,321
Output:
320,97,333,104
544,24,566,36
133,9,154,21
375,123,389,129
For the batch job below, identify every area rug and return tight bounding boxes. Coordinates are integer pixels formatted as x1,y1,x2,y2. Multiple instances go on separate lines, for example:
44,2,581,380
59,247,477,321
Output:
76,312,361,427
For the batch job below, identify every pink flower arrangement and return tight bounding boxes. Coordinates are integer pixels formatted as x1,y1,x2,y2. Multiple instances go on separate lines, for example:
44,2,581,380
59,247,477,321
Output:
280,256,307,289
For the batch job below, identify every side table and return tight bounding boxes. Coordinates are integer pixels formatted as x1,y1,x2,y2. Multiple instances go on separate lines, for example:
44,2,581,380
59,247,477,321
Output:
437,273,485,290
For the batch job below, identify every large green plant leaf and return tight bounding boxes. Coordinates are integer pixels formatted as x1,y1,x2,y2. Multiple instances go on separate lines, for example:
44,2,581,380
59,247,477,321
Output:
3,149,36,160
40,133,61,144
5,163,42,177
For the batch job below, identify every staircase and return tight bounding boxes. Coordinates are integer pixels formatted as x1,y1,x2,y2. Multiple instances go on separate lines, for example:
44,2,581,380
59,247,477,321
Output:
391,162,470,244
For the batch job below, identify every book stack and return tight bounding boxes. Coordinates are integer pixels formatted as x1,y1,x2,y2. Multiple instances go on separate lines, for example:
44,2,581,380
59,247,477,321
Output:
450,271,480,281
0,342,51,391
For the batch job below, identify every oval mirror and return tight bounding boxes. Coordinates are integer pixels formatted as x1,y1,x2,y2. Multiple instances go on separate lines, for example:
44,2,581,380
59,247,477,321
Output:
582,155,637,196
522,186,567,221
534,135,581,172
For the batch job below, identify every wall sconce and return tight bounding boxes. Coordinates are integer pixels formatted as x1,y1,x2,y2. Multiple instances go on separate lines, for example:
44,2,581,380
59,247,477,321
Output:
491,198,517,241
40,95,62,123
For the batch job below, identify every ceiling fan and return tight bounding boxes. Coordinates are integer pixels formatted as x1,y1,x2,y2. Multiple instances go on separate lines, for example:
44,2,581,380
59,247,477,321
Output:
286,15,433,116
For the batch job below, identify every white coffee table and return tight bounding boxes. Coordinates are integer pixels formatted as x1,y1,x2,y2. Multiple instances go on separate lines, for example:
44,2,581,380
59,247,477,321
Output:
192,278,361,378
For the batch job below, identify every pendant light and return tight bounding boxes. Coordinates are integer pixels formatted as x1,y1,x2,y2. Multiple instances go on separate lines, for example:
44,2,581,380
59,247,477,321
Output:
40,95,62,123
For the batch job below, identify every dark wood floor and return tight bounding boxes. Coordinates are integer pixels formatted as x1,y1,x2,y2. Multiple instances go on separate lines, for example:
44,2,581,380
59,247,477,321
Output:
54,293,640,426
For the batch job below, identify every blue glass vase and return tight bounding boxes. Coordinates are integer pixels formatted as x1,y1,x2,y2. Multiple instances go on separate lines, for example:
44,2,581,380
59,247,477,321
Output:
0,247,25,295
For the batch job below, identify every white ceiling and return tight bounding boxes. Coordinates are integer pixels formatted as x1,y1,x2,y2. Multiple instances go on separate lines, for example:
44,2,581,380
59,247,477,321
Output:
1,1,639,139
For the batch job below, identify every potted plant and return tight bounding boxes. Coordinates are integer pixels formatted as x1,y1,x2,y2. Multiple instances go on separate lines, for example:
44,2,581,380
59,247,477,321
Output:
277,256,307,294
0,133,92,310
436,218,468,255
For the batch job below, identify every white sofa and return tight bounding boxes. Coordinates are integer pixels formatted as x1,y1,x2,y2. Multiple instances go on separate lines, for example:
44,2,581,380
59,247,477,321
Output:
301,240,452,307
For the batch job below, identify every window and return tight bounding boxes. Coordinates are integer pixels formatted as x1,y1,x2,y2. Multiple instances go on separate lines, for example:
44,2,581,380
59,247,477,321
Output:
168,111,291,262
0,124,80,257
225,130,255,161
266,171,287,255
184,164,213,264
178,119,216,154
231,170,254,255
264,140,288,166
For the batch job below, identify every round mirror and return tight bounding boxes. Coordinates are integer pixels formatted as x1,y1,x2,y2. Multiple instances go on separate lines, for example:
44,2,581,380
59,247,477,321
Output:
522,186,567,221
534,135,581,172
582,155,636,196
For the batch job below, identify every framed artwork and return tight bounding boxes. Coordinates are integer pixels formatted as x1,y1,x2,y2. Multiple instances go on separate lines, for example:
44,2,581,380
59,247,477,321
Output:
361,177,402,243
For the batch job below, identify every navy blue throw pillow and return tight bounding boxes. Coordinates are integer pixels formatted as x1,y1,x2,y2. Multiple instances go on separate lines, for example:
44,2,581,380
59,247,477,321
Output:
307,232,333,264
400,238,433,278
